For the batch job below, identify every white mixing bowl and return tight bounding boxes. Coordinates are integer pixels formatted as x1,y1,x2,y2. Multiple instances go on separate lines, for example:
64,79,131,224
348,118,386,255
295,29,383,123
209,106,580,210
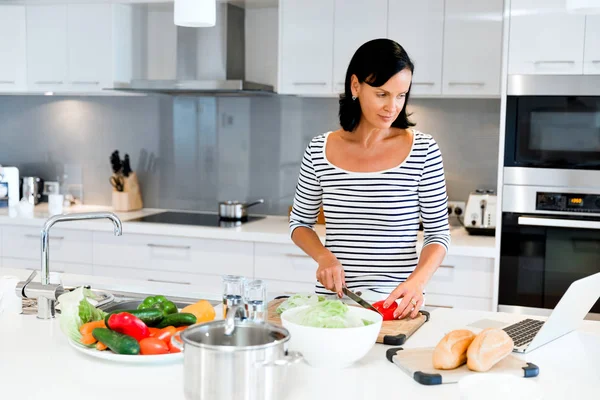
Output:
280,305,383,368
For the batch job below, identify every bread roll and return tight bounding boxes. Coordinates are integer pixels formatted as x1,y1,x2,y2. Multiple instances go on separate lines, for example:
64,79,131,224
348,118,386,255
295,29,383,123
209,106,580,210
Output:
433,329,476,370
467,328,514,372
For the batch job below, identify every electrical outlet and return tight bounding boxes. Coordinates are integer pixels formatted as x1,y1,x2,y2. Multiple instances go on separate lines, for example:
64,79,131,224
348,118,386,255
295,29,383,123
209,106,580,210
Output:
447,201,466,217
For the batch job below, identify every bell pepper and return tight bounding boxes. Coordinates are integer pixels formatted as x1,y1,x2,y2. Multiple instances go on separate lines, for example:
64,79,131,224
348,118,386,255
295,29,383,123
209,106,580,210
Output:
372,300,398,321
107,312,151,342
137,295,178,316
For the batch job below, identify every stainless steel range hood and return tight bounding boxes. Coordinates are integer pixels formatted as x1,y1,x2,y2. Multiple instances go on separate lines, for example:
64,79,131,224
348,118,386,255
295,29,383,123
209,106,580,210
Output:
114,3,274,96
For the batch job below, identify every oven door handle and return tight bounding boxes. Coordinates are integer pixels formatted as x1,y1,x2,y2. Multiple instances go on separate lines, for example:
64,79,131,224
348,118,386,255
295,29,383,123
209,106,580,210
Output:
518,216,600,230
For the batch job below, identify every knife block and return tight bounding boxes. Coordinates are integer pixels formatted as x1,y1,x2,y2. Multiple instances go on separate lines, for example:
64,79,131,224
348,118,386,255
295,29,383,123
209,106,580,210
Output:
111,172,143,212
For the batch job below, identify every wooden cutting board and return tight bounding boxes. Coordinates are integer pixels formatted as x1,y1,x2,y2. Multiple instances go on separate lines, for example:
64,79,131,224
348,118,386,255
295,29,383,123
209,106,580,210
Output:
386,347,539,385
267,298,429,345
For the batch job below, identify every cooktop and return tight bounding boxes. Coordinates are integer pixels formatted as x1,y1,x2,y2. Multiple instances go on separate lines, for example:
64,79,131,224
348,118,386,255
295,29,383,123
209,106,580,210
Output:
129,211,265,228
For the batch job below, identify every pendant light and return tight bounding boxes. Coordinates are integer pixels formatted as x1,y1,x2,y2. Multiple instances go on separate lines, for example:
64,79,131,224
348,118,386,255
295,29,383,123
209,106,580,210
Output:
174,0,216,27
566,0,600,14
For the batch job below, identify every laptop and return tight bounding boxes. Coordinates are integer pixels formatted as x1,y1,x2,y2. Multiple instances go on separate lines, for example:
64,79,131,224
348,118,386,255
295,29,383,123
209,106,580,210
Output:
501,272,600,353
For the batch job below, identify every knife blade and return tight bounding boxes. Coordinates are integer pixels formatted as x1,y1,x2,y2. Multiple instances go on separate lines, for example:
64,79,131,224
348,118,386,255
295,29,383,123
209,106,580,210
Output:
342,287,382,316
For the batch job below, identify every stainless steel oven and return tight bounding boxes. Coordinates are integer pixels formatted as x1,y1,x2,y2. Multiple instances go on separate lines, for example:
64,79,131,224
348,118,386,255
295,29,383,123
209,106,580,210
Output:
501,75,600,317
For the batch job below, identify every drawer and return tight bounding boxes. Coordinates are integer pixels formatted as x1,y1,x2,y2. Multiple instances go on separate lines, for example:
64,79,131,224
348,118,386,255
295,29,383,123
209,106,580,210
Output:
261,279,317,295
425,255,494,298
94,265,223,293
424,293,493,311
93,232,254,276
0,227,3,258
1,226,93,263
254,243,317,283
2,257,93,275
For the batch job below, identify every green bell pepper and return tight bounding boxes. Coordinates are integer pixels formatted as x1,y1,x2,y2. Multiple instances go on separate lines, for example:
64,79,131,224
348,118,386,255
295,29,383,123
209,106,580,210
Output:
137,295,178,316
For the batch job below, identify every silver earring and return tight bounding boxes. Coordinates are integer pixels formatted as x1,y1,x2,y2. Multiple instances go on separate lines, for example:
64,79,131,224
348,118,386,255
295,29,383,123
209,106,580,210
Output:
352,95,357,101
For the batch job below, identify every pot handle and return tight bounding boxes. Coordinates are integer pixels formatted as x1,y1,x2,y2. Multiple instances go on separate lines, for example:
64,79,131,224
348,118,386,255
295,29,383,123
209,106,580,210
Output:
255,351,303,368
171,331,184,352
244,199,264,209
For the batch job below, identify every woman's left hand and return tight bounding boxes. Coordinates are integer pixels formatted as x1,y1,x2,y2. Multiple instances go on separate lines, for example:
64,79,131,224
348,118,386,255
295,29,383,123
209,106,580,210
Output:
382,280,424,319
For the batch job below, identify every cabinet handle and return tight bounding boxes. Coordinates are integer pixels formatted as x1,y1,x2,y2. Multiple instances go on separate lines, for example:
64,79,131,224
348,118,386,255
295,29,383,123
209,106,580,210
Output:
147,243,191,250
54,270,65,273
438,265,455,269
591,60,600,64
292,82,327,86
147,278,191,285
448,82,485,86
25,234,64,240
71,81,100,85
34,81,63,84
412,82,435,86
426,304,454,309
533,60,575,65
0,80,15,84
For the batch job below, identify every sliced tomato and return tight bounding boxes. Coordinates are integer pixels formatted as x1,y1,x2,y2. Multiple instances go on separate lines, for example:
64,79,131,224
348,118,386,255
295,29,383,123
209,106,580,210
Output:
139,337,169,355
372,300,398,321
168,340,182,353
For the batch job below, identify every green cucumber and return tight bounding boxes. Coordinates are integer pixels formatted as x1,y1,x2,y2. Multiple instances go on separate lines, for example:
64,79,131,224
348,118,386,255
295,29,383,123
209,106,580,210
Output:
104,309,164,328
92,328,140,355
155,312,197,329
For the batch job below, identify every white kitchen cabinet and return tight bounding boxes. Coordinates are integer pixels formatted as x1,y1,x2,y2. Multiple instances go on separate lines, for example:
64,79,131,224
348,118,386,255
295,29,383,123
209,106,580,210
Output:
387,0,444,96
425,293,493,311
94,265,224,293
26,5,69,91
67,4,113,91
425,255,494,298
0,6,27,92
254,242,317,283
584,15,600,75
2,257,93,276
93,232,254,276
509,0,586,75
278,0,335,95
26,4,133,93
442,0,503,96
333,0,387,94
1,226,93,264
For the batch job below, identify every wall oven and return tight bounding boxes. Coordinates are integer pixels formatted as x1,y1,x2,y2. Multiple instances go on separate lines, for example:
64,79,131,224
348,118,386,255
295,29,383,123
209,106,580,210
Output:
500,75,600,317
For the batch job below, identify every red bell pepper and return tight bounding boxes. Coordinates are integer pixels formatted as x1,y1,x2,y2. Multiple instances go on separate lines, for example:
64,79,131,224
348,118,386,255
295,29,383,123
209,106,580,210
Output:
108,312,151,342
372,300,398,321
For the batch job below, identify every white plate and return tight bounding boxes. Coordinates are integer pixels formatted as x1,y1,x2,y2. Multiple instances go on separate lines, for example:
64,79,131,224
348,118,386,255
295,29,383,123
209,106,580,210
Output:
68,339,183,364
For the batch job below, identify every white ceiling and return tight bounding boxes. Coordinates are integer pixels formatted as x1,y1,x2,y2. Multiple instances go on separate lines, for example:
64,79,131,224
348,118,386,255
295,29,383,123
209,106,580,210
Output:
0,0,279,7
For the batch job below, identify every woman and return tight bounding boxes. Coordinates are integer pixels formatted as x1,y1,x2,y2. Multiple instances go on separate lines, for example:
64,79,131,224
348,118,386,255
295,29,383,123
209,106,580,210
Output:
289,39,450,320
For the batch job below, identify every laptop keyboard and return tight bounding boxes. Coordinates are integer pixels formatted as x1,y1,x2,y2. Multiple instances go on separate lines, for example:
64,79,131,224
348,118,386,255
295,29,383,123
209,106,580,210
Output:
502,318,545,348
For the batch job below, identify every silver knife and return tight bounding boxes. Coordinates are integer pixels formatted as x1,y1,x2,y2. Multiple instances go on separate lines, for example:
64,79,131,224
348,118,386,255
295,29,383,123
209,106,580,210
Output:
342,287,382,316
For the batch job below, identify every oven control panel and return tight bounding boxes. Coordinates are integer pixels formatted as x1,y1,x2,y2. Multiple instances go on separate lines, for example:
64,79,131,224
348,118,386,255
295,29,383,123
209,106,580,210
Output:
537,192,600,213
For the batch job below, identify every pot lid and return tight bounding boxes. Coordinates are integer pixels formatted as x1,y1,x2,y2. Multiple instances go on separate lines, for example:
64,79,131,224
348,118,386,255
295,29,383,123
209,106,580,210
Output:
180,319,290,351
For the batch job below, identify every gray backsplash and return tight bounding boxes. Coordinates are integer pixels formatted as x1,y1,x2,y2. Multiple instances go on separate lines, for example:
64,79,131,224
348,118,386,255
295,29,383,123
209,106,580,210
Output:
0,95,500,215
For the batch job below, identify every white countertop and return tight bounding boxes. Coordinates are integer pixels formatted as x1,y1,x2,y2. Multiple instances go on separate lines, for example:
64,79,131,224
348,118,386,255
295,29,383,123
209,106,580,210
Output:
0,302,598,400
0,204,496,258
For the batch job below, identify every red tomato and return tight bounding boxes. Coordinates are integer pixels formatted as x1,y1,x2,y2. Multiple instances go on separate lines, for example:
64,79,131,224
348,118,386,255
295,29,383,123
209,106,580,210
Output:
148,327,160,336
155,326,177,344
139,337,169,355
372,300,398,321
168,340,182,353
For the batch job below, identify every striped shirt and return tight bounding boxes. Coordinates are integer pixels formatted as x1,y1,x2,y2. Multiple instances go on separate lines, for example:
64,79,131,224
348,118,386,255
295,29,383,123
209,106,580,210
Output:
289,129,451,295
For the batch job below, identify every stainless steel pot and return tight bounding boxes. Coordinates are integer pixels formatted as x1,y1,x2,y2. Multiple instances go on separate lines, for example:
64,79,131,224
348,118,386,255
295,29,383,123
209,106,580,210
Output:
218,199,264,220
172,306,302,400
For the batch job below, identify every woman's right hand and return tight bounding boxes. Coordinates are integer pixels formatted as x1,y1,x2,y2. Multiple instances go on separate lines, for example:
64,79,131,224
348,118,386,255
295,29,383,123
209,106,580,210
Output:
316,252,345,297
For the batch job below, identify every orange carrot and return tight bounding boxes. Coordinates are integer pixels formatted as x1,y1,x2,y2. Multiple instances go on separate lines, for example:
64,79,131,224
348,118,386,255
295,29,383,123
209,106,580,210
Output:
96,341,108,351
79,320,106,336
80,333,97,345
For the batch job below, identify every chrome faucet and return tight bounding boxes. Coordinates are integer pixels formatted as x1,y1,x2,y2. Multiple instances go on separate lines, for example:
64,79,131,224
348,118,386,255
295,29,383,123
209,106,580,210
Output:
16,212,123,319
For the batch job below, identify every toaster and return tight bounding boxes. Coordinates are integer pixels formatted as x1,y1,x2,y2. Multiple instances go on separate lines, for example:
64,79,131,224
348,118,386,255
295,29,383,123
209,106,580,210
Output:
464,190,497,236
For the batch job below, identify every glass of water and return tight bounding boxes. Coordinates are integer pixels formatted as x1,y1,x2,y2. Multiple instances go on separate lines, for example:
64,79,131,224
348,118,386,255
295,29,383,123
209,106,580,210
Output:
222,275,245,318
244,279,267,322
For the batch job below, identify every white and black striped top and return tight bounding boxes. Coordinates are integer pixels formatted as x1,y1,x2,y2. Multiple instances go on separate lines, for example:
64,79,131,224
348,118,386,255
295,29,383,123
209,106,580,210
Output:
289,130,451,295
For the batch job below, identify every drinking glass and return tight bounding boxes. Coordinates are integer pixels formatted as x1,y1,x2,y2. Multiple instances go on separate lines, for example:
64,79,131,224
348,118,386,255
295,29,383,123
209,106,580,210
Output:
244,279,267,322
222,275,245,318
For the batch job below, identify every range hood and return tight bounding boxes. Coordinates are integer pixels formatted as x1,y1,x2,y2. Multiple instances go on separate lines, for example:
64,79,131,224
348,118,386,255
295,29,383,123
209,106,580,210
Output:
114,3,274,96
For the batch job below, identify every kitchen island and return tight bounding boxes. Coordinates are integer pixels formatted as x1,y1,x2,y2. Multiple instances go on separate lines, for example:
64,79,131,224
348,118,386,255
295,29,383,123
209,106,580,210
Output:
0,288,598,400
